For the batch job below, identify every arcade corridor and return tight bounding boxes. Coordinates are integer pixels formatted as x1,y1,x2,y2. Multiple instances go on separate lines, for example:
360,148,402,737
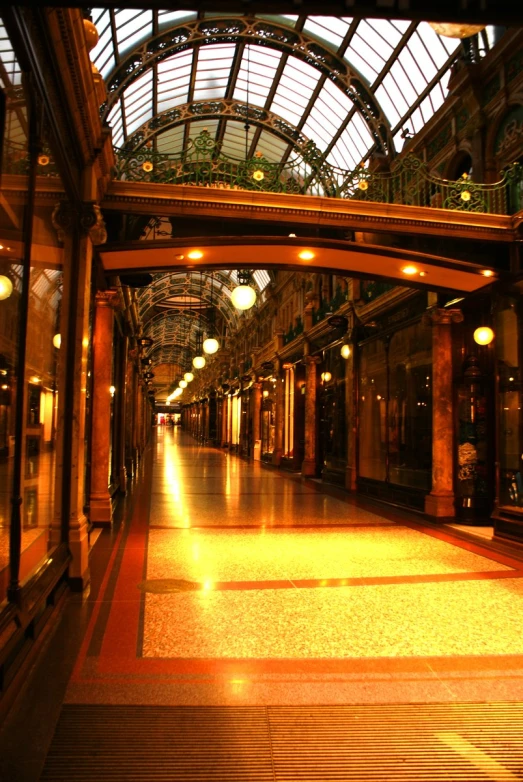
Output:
3,426,523,780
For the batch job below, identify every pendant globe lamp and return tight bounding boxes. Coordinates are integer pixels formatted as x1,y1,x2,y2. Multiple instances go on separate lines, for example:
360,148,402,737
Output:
184,371,194,383
192,274,206,368
203,272,220,354
193,330,206,369
231,270,256,311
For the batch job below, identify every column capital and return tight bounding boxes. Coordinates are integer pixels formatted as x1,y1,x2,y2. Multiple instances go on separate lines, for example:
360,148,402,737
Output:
424,307,464,326
52,201,107,245
95,288,121,310
304,355,321,365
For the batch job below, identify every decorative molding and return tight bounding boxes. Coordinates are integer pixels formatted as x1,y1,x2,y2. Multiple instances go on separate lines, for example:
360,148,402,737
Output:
51,201,107,244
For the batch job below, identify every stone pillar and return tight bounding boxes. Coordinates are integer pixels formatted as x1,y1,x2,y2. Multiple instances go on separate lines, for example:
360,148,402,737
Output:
424,308,463,518
117,335,128,491
302,355,320,477
221,396,228,446
51,201,108,589
272,360,284,466
89,289,119,525
252,382,262,456
345,341,358,491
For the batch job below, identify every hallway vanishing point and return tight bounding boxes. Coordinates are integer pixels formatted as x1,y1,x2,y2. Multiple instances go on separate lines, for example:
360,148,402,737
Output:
4,425,523,781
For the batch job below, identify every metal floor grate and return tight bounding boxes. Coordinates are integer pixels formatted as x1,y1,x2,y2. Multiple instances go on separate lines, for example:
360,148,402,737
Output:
39,702,523,781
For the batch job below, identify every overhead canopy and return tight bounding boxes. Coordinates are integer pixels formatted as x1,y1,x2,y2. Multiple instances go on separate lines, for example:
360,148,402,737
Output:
90,10,497,169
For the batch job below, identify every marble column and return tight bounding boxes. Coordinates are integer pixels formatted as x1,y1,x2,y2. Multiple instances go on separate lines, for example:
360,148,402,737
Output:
424,308,463,518
272,362,284,466
302,355,320,477
51,202,108,589
252,382,262,457
344,341,358,491
89,290,119,525
221,396,228,446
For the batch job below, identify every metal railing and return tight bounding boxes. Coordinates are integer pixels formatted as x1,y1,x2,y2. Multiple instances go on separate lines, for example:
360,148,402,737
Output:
111,130,523,215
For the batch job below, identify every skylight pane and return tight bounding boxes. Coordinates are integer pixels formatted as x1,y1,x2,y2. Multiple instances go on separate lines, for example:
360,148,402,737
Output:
303,17,350,49
158,10,198,28
115,10,153,57
90,10,116,77
255,131,289,163
233,45,282,107
194,44,235,102
156,125,185,155
157,50,193,111
253,270,271,291
377,73,409,119
271,57,321,126
367,19,406,48
220,121,255,159
374,83,402,126
416,23,459,68
388,60,418,107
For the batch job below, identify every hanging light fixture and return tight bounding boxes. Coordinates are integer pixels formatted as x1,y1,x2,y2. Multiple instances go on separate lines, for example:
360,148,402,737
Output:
0,275,13,300
231,270,256,310
203,272,220,354
179,379,188,388
184,371,194,383
193,273,206,368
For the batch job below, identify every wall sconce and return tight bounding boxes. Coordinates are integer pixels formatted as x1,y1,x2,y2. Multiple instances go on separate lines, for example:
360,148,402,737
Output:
110,385,116,397
340,344,351,359
53,333,61,349
473,327,494,346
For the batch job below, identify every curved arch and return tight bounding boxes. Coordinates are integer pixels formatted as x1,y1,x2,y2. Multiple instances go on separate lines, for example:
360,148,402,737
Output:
123,99,314,154
102,16,392,155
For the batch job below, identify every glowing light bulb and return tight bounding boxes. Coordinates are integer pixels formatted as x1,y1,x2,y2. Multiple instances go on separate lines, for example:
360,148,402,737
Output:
193,355,206,369
473,327,494,346
179,380,187,388
231,285,256,310
203,337,220,354
53,333,61,349
340,344,351,359
184,372,194,382
0,275,13,300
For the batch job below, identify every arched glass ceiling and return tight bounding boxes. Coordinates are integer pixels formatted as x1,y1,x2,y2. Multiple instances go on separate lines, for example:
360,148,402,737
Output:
88,9,490,168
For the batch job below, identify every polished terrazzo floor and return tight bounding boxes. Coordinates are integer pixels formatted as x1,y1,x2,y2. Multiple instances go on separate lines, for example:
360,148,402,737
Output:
55,426,523,710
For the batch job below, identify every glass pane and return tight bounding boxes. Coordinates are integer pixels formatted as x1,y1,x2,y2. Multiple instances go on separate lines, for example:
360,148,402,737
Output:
0,27,26,604
496,299,522,508
21,201,63,588
388,321,432,490
358,340,387,480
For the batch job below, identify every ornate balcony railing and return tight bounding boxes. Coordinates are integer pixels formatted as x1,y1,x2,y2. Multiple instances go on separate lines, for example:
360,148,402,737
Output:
5,128,522,215
110,130,523,216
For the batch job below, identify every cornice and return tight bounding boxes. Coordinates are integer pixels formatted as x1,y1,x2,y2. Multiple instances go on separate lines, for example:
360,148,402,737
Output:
102,182,515,243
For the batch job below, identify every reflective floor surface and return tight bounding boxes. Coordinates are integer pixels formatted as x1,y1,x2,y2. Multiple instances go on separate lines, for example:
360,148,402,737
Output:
4,426,523,781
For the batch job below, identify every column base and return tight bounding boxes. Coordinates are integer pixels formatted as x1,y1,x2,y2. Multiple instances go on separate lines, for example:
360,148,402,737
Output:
301,457,317,477
272,448,282,467
425,492,455,518
67,513,91,590
345,465,357,492
89,493,113,525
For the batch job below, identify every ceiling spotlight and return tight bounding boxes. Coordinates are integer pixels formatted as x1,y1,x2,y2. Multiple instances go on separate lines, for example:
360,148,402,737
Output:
480,269,494,277
401,265,418,275
184,372,194,383
298,250,315,261
203,337,220,354
187,250,203,260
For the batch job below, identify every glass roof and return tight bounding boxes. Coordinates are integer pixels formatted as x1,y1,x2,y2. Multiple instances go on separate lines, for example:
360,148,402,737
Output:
89,10,479,167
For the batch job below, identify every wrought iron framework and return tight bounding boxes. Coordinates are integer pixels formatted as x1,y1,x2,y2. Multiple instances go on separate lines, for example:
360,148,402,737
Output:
115,129,523,214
